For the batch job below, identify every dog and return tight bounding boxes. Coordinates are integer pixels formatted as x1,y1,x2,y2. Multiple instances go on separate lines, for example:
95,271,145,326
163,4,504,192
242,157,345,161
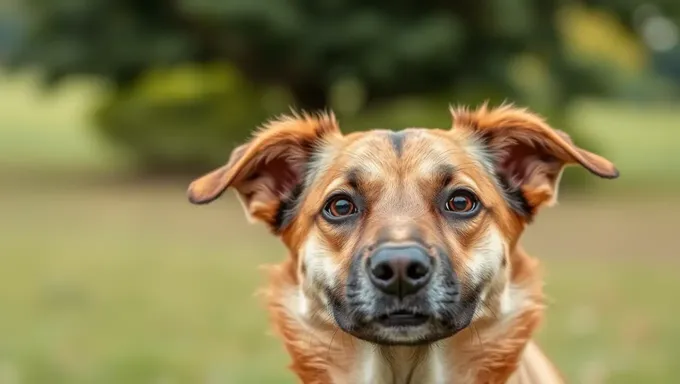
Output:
187,104,618,383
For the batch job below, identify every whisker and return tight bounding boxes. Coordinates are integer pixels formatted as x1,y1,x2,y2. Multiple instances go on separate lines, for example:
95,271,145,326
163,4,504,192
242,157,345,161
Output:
326,327,340,360
473,323,484,348
481,300,500,320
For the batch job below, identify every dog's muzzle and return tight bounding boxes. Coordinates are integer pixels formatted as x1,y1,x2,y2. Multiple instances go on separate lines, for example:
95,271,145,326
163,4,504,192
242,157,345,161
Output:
328,242,476,345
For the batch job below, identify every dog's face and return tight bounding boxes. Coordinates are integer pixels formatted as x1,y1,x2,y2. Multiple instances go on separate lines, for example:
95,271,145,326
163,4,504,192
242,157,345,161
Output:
188,105,618,345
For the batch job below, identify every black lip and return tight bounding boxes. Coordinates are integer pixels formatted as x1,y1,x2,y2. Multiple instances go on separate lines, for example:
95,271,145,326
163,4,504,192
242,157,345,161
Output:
376,311,430,327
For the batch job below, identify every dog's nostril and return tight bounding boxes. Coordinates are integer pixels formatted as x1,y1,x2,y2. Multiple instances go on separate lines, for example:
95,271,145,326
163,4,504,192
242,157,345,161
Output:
406,261,429,280
372,263,394,281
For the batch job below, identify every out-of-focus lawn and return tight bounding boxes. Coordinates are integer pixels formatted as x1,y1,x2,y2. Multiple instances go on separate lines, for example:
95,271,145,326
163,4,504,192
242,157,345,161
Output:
0,71,678,383
0,184,290,384
0,185,678,384
567,99,680,188
0,70,120,174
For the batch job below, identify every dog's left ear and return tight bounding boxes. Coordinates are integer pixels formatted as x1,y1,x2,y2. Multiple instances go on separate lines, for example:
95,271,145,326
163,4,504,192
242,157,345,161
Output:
452,104,619,211
187,112,340,230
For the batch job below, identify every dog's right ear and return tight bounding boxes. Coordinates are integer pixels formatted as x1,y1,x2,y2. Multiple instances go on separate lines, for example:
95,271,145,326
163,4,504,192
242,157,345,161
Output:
187,112,341,231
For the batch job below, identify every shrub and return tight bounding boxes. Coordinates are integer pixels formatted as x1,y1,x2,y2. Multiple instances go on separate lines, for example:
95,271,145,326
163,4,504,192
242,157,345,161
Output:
94,63,291,174
94,63,597,189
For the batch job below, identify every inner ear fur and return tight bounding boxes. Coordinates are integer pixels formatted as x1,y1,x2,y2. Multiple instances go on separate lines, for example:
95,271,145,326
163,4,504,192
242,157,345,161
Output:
187,112,341,229
451,103,619,211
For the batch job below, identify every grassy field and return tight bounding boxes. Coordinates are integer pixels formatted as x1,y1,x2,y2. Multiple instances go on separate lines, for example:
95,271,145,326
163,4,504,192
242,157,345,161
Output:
1,71,679,383
0,184,678,384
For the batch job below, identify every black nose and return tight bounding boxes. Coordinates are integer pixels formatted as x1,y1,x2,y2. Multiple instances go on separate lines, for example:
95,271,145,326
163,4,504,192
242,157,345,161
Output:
367,245,433,299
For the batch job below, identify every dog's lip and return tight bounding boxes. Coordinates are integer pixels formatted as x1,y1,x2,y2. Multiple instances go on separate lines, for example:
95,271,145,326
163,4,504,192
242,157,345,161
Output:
376,310,430,327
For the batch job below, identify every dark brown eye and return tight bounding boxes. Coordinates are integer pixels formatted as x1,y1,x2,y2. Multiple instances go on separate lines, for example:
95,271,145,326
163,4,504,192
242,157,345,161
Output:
324,196,357,218
445,190,479,213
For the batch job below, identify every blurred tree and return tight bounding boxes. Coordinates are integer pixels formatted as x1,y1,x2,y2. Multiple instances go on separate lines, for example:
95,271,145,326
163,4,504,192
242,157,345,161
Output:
12,0,650,178
583,0,680,25
584,1,680,83
93,63,292,173
12,0,615,110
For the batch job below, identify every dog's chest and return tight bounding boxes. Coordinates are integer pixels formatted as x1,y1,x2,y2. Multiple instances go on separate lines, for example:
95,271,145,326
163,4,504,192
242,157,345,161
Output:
354,344,449,384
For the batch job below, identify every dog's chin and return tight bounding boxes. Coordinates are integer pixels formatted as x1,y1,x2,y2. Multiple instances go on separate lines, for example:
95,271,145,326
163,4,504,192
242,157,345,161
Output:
361,322,462,346
330,306,475,346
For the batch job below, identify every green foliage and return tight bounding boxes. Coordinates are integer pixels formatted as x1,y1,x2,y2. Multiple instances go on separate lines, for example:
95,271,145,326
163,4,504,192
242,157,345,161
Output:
93,64,291,173
13,0,635,174
15,0,614,108
583,0,680,23
96,65,602,177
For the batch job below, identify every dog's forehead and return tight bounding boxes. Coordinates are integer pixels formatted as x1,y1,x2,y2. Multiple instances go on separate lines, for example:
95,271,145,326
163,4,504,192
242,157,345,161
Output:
338,128,470,178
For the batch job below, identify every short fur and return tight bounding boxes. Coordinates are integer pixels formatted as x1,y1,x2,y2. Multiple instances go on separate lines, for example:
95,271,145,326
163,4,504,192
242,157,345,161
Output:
187,104,618,384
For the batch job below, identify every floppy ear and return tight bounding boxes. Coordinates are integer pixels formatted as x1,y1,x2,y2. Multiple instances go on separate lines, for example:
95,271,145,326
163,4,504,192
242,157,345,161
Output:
452,104,619,213
187,112,341,230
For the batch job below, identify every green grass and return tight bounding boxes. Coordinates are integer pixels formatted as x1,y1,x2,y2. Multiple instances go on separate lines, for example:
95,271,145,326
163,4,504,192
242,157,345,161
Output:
0,184,291,384
1,70,679,383
0,70,120,173
1,184,678,384
568,99,680,187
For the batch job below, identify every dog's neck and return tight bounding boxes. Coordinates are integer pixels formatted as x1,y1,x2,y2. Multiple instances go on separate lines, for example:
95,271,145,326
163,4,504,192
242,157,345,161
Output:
263,246,549,384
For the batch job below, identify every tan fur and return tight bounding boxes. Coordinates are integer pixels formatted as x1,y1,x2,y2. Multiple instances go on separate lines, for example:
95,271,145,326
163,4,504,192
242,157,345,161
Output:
188,104,618,383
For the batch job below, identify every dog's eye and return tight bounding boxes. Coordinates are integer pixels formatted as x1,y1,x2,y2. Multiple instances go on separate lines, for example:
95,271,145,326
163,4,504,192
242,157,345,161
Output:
324,196,358,218
445,190,479,213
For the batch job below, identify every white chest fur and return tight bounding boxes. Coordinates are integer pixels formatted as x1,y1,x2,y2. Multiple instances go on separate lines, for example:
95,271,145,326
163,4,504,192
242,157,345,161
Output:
354,344,449,384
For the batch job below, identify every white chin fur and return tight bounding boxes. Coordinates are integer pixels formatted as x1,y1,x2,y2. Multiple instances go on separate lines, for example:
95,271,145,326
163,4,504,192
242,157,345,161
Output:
374,324,433,343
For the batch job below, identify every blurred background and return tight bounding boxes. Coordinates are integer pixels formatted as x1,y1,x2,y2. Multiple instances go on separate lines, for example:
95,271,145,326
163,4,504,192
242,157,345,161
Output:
0,0,678,383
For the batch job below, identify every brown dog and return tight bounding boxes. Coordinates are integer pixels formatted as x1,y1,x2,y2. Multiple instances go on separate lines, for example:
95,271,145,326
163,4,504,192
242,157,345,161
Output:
187,104,618,383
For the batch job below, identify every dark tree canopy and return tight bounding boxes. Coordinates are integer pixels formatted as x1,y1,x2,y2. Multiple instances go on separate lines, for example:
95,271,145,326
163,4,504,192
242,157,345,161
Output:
12,0,657,110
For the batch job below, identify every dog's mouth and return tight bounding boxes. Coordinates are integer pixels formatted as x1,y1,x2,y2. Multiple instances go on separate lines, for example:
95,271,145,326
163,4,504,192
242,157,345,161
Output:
376,310,430,327
330,294,478,346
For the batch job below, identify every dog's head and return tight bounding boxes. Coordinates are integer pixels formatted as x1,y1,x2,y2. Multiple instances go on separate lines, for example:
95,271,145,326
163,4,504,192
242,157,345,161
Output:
187,105,618,345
